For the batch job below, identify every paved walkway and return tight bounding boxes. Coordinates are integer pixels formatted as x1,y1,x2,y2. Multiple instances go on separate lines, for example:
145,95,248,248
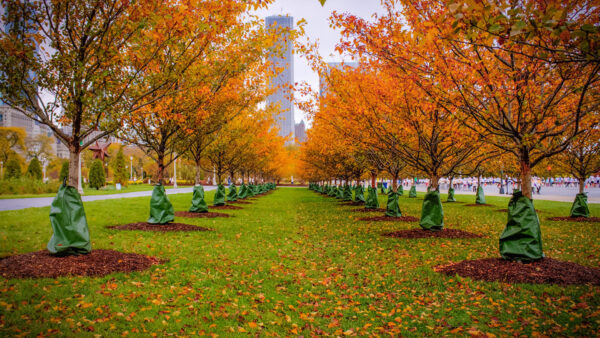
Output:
412,184,600,203
0,186,216,211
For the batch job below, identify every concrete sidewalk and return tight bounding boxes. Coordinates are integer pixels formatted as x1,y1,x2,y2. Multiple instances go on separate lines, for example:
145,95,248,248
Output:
0,186,216,211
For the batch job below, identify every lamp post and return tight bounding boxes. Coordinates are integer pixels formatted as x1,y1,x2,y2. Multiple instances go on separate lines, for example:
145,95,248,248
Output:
0,161,3,179
130,156,133,181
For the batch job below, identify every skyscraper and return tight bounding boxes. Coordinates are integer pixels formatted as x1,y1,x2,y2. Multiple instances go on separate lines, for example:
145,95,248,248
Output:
265,15,295,143
319,62,359,98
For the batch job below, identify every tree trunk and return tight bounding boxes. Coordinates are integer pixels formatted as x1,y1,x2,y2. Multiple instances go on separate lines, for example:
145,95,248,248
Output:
156,154,165,185
429,174,438,191
392,173,398,192
370,172,377,188
448,176,454,190
194,160,202,185
477,175,481,187
68,146,80,187
578,177,585,194
519,151,533,199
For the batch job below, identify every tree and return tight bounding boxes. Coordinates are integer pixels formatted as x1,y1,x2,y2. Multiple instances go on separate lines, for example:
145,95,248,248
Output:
26,157,42,180
0,127,26,164
88,160,106,190
112,147,128,186
4,157,21,179
0,0,184,188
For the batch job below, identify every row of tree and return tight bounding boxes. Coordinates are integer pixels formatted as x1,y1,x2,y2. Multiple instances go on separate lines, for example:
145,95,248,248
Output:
299,0,599,262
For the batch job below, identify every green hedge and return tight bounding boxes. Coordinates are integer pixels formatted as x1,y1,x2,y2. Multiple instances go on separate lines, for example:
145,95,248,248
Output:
0,177,62,195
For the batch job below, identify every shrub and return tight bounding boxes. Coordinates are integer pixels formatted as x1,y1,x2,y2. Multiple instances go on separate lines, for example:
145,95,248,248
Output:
4,158,22,179
26,157,43,180
112,147,128,186
59,161,69,182
0,177,61,195
88,160,106,190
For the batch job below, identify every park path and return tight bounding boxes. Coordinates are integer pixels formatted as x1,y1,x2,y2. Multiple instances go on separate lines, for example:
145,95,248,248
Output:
0,186,216,211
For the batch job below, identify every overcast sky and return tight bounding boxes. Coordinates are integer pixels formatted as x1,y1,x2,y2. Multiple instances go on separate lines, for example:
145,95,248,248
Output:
253,0,385,124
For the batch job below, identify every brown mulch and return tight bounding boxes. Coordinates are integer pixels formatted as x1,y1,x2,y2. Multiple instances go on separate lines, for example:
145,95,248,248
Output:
210,205,243,210
359,215,420,222
497,208,542,213
383,228,483,239
108,223,213,232
465,203,495,207
351,208,387,213
174,211,230,218
547,216,600,222
0,249,164,279
435,257,600,286
229,200,252,204
339,201,364,206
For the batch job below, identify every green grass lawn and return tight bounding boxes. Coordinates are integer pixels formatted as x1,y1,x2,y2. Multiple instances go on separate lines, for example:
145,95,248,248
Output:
0,184,176,199
0,188,599,336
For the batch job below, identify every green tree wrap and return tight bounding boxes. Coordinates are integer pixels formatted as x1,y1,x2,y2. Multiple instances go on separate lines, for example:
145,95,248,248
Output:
238,183,247,199
343,184,353,201
253,184,261,195
499,190,544,262
335,185,344,199
354,185,366,203
447,187,456,202
476,185,486,204
380,184,386,194
385,191,402,217
214,184,226,206
570,193,590,218
147,184,174,224
398,185,404,196
408,185,417,198
227,183,238,201
47,183,91,255
189,185,209,213
419,190,444,231
365,187,380,209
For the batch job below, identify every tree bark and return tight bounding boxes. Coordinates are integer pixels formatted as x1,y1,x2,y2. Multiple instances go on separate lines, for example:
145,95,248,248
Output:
370,172,377,188
448,176,454,190
156,154,165,185
194,160,202,185
578,177,585,194
430,174,439,191
519,150,533,199
392,173,399,192
68,146,80,187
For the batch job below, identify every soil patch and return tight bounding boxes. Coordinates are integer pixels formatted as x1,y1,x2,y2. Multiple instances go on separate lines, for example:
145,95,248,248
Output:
359,215,419,222
435,257,600,286
339,201,364,206
351,208,387,213
465,203,495,207
547,216,600,222
174,211,229,218
211,205,243,210
383,228,483,239
228,200,252,205
0,249,163,279
108,223,213,232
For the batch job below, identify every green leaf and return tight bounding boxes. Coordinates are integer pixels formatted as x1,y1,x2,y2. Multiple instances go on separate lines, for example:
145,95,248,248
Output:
580,24,597,33
489,24,503,34
318,0,326,6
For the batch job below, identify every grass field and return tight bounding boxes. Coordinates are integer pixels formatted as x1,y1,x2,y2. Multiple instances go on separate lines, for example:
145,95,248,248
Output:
0,188,599,336
0,184,176,199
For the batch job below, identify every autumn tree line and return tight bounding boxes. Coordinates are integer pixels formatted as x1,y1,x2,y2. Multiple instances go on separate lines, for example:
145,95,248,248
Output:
300,0,599,261
0,0,298,193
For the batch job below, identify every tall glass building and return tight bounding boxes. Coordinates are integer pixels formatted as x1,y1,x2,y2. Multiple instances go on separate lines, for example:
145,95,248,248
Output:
265,15,295,142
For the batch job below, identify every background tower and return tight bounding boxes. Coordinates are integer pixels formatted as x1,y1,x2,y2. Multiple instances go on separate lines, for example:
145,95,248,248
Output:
265,15,295,144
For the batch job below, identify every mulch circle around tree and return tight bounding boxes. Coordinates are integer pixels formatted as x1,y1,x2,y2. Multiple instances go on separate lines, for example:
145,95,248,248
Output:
359,215,419,222
174,211,230,218
351,208,387,213
229,200,252,205
435,257,600,286
108,223,213,232
0,249,164,279
210,205,243,210
465,203,495,207
547,216,600,222
339,201,364,206
497,208,542,213
382,228,483,239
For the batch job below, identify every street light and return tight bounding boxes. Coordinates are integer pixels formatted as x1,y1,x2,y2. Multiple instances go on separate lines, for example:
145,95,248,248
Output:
173,156,177,188
0,161,3,179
